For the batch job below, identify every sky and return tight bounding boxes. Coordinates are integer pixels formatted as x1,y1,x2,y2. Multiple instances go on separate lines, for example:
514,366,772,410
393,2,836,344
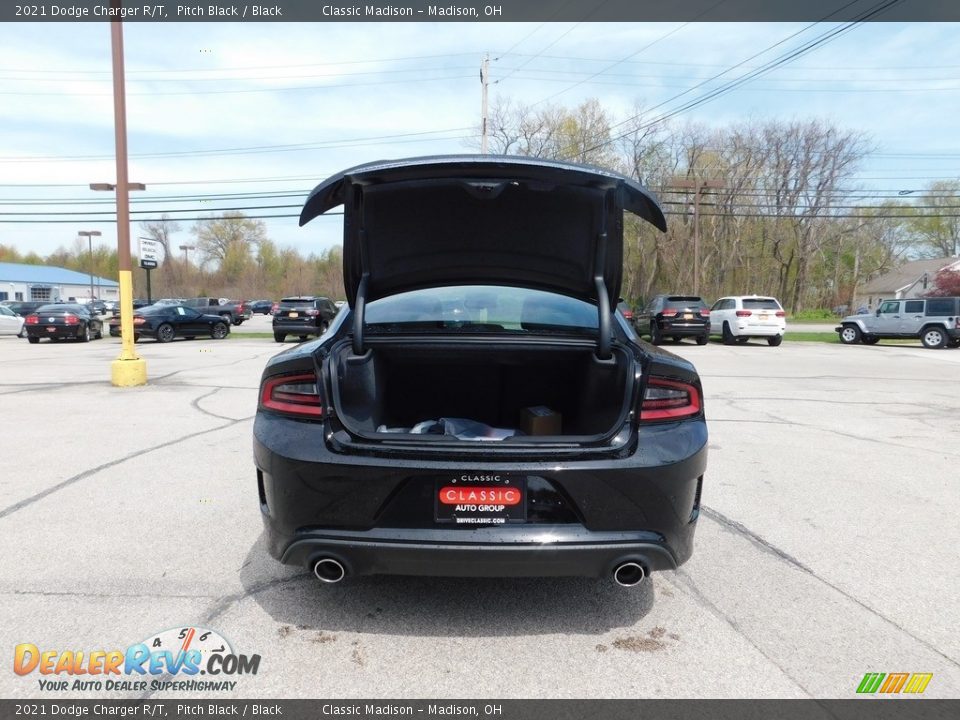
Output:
0,20,958,262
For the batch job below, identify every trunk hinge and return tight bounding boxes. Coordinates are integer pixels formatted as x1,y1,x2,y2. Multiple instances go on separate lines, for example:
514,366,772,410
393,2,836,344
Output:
595,197,612,360
352,215,370,356
352,270,369,356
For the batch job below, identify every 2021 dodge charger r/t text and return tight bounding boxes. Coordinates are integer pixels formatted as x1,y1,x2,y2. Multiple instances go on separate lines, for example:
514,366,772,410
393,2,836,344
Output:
253,155,708,586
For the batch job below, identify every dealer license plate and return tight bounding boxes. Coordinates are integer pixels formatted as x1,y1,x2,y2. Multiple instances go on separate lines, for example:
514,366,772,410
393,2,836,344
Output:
288,312,299,318
435,475,526,525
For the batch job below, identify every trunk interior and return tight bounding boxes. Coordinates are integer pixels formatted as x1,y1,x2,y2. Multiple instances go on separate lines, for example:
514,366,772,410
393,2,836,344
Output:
331,341,634,442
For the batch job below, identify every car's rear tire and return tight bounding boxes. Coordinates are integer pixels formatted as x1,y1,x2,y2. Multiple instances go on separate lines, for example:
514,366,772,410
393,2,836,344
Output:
736,337,749,344
949,338,960,348
156,323,175,343
839,324,861,344
722,322,736,345
233,319,244,326
921,326,946,349
862,335,879,345
28,336,39,344
80,325,91,343
768,335,783,347
298,335,308,341
274,333,285,343
211,322,229,340
696,334,708,345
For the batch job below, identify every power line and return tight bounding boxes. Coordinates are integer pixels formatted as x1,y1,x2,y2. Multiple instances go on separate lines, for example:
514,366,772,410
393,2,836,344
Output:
5,208,960,225
0,127,474,163
0,73,477,97
584,0,905,154
0,52,486,75
529,0,731,107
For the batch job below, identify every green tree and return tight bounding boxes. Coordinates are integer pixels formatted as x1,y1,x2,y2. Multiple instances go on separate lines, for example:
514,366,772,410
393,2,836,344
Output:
904,180,960,258
191,212,267,270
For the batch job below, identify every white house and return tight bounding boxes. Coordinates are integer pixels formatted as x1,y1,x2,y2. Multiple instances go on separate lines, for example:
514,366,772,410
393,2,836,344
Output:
856,256,960,309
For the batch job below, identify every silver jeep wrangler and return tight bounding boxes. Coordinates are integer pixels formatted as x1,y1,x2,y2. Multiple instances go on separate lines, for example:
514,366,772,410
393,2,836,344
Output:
836,297,960,349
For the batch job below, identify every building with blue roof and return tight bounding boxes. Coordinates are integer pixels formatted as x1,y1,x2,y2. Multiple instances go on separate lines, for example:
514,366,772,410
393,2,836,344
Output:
0,261,119,304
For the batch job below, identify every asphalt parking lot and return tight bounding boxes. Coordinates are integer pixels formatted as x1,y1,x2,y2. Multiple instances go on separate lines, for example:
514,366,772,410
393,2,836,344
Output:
1,332,958,699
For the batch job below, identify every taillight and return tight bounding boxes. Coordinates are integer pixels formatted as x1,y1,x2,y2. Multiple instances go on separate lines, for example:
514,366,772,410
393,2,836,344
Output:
661,309,678,317
700,309,710,317
64,314,79,325
260,373,323,418
307,309,320,316
26,315,39,325
236,304,244,313
623,311,634,320
775,310,786,318
640,377,702,422
735,310,752,317
133,317,146,326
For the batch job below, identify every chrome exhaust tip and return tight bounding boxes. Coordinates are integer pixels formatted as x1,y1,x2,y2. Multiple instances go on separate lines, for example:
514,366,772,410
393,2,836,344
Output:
312,558,346,584
613,562,646,587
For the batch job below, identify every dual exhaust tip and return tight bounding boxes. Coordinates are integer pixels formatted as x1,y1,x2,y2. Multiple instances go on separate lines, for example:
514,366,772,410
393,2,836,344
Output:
613,561,646,587
312,557,346,584
312,557,647,586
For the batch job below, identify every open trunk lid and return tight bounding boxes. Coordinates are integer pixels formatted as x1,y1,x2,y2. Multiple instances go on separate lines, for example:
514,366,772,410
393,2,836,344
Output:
299,155,666,356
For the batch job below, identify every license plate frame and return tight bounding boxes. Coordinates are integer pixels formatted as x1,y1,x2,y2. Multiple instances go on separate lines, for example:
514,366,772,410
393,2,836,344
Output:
434,475,526,525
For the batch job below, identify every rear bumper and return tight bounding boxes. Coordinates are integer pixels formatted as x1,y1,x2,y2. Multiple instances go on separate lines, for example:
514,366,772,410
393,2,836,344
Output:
25,327,84,339
735,325,783,336
272,321,323,335
253,415,707,578
282,528,677,578
657,321,709,337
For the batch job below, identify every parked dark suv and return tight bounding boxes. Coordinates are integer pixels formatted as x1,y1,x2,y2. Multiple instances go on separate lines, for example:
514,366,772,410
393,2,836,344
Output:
253,155,708,586
837,296,960,348
272,296,339,343
636,295,711,345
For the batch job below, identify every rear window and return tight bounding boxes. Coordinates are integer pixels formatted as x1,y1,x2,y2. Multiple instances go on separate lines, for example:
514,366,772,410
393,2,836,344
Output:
36,304,85,313
365,286,598,335
138,305,168,315
279,298,315,308
925,298,958,316
742,298,782,310
664,297,708,310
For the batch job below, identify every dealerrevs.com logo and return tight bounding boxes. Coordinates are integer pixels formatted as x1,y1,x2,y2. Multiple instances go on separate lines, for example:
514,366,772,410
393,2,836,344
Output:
14,626,260,693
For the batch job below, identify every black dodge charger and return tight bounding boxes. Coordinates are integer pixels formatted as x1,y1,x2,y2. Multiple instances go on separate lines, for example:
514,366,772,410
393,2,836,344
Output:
109,303,231,342
253,155,707,586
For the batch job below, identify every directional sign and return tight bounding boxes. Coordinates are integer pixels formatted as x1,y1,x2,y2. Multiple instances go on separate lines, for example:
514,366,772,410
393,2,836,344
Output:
138,237,163,267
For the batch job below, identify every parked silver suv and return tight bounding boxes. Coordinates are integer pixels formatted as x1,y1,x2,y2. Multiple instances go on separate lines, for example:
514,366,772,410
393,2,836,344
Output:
836,297,960,349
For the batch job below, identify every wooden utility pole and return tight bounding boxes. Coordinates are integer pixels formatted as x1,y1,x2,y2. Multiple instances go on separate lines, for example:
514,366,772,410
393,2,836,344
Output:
670,178,724,295
480,54,490,154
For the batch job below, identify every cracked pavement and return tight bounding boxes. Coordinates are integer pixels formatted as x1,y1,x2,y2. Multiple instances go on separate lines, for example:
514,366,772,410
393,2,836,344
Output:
0,334,957,698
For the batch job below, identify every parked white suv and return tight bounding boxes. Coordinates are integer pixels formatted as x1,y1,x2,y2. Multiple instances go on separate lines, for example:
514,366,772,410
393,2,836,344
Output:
709,295,786,346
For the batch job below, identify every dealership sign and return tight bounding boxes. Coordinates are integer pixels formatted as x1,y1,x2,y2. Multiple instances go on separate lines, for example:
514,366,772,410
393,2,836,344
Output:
138,238,162,270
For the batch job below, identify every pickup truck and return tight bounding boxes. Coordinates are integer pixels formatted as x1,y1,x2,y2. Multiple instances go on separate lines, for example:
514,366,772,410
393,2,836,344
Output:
181,297,252,326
